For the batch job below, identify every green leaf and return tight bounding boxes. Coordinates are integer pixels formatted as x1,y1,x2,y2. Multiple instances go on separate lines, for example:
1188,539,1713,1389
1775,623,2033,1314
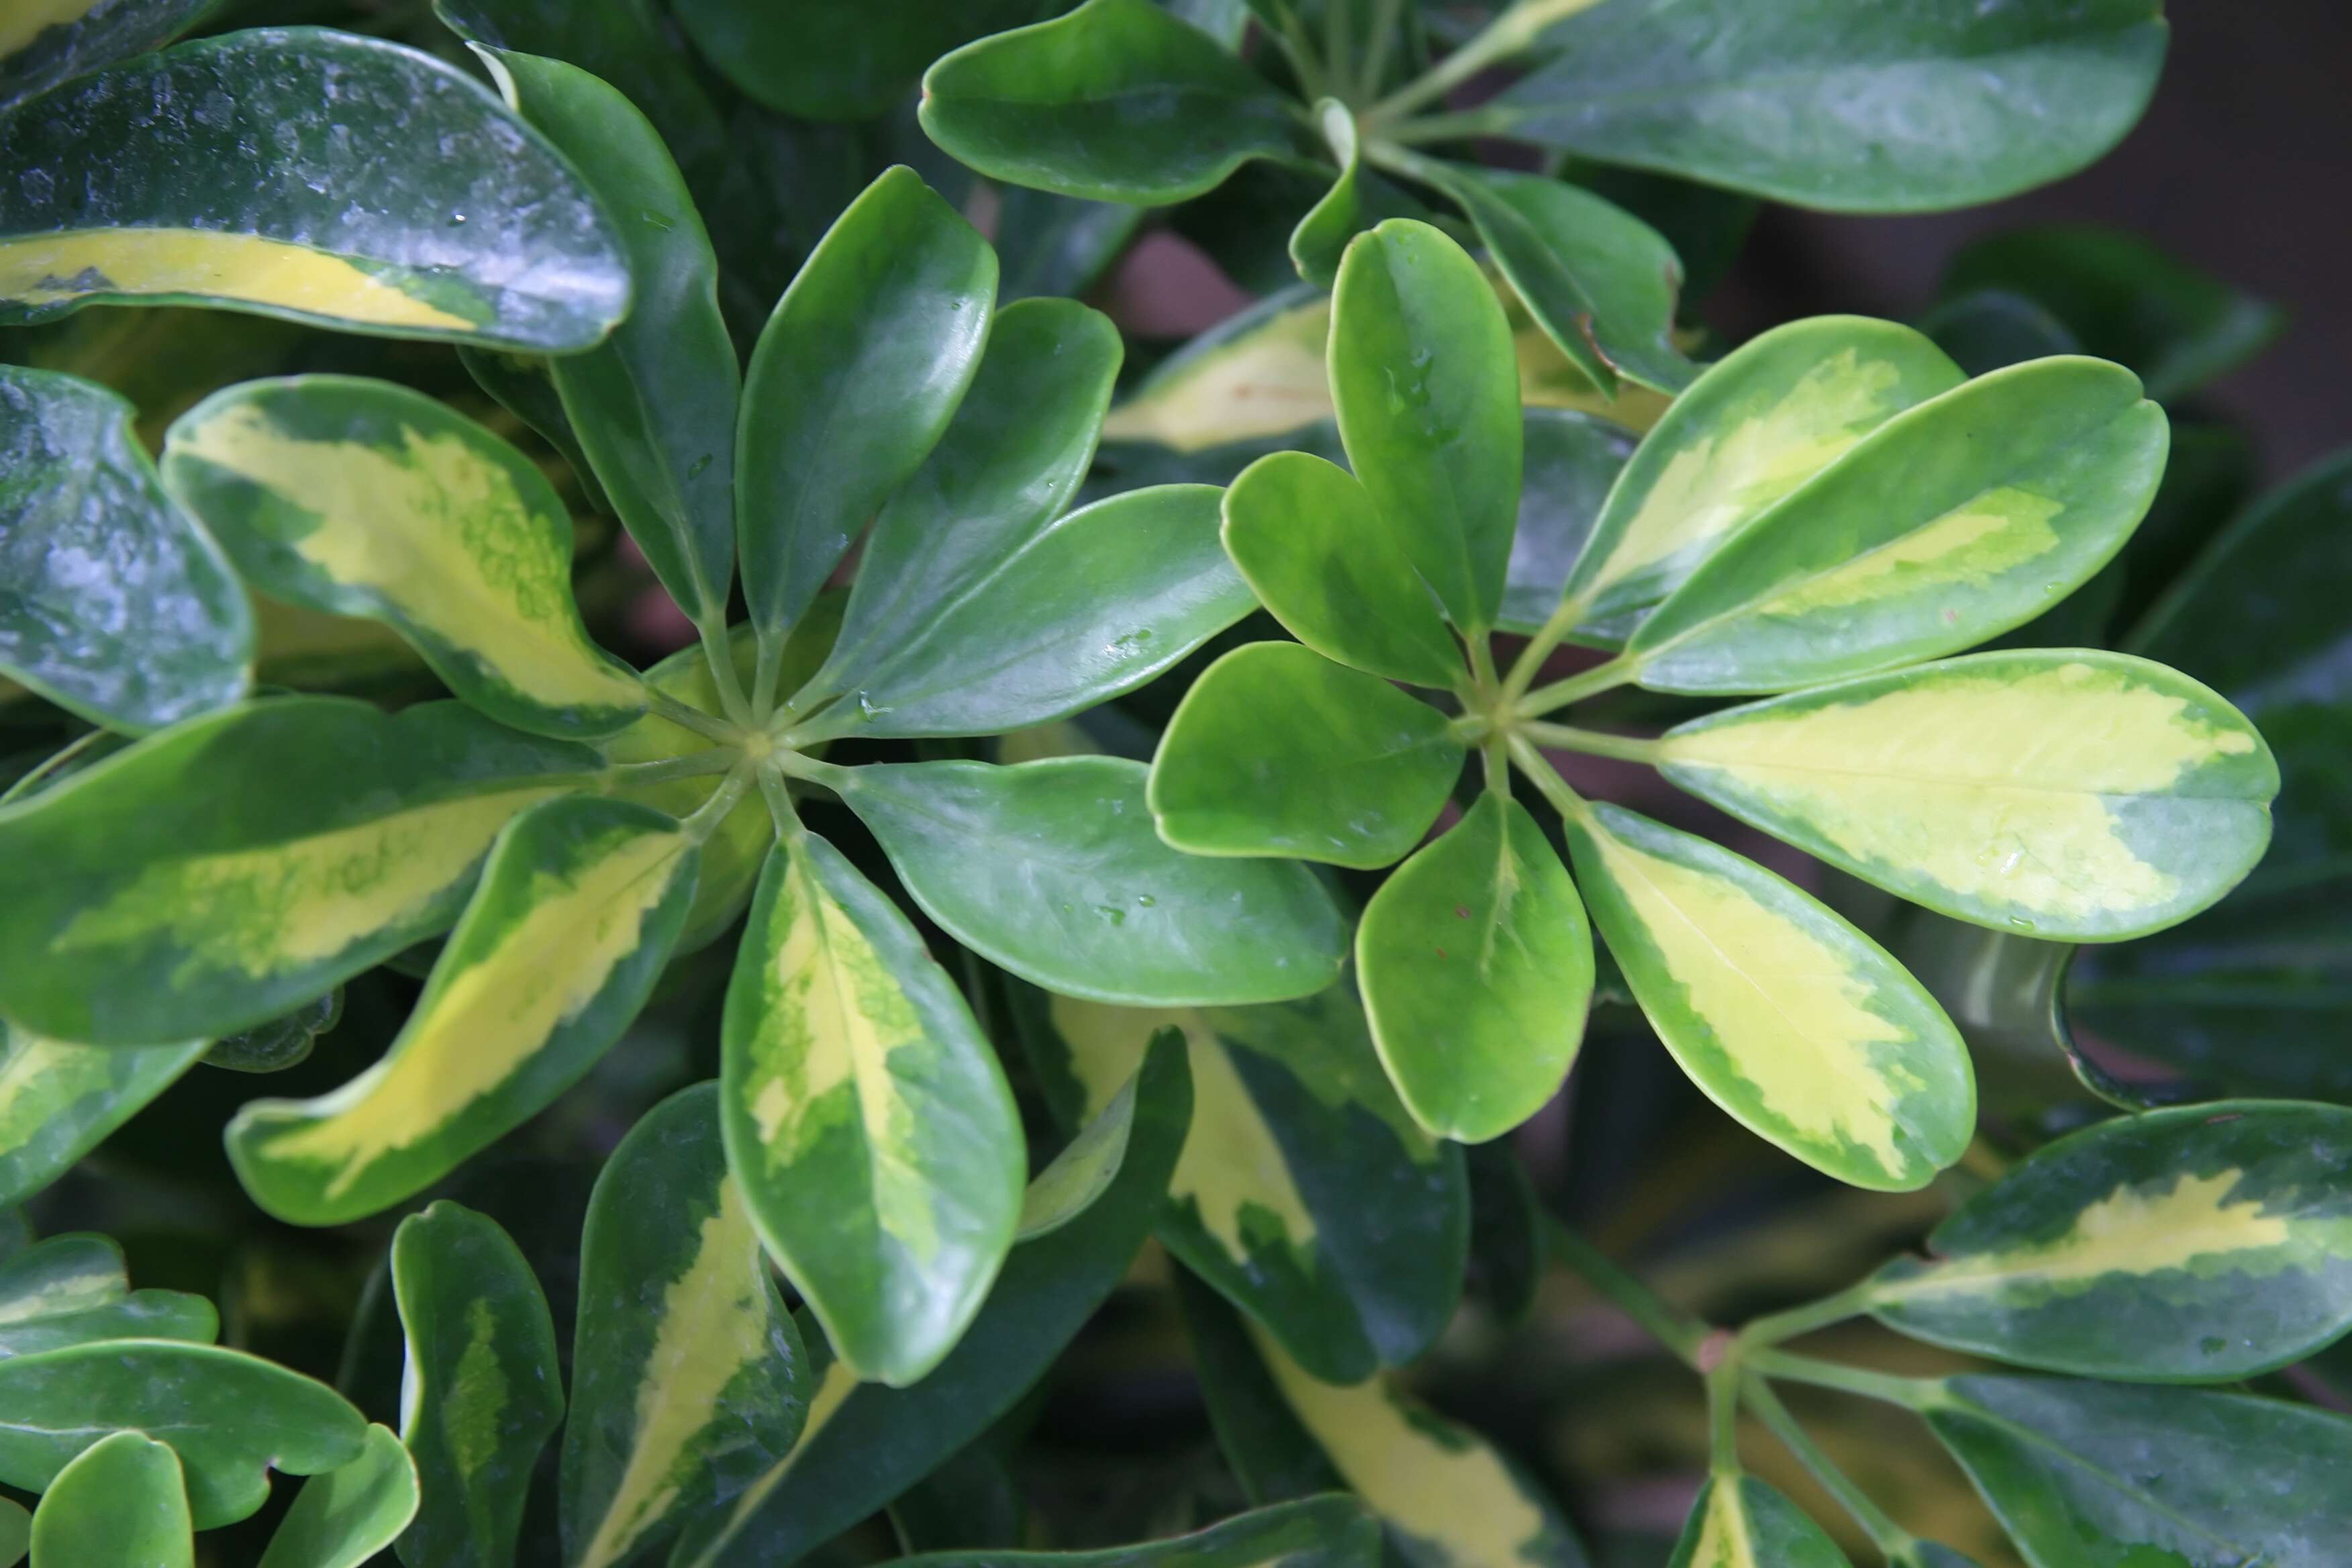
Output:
1658,650,2277,942
1357,794,1593,1143
227,794,699,1224
27,1431,192,1568
563,1082,807,1568
0,30,630,346
1492,0,2167,212
722,835,1022,1386
892,1496,1384,1565
677,0,1038,121
1667,1474,1849,1568
1289,101,1425,291
0,1232,125,1320
477,45,740,626
812,485,1257,739
205,988,342,1075
0,0,205,112
1221,451,1464,689
1869,1100,2352,1380
390,1202,562,1568
842,757,1346,1005
671,1032,1191,1567
1436,166,1696,397
0,1233,214,1359
1016,983,1468,1383
1924,1376,2352,1567
997,185,1146,301
1330,219,1522,634
0,697,599,1046
1150,643,1463,869
1251,1326,1587,1567
740,165,996,642
0,366,251,732
0,1025,205,1209
919,0,1306,204
1463,1141,1544,1325
0,1498,21,1568
1174,1265,1344,1506
163,376,646,739
1920,289,2081,381
257,1424,419,1568
1553,317,1963,644
0,1340,367,1527
1016,1069,1136,1242
1941,224,2282,402
810,297,1122,695
1629,357,2168,693
1561,801,1973,1190
1500,409,1636,635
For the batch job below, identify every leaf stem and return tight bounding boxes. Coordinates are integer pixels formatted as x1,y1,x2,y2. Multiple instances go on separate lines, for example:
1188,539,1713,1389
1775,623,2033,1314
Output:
1467,637,1510,797
769,749,858,794
1381,107,1516,145
696,616,755,727
1746,1349,1938,1411
1499,589,1595,707
1545,1217,1711,1369
1359,0,1405,100
0,727,111,807
644,686,740,744
1518,652,1637,717
1506,734,1588,825
601,748,742,787
681,765,753,841
1268,4,1330,101
1516,721,1659,765
1741,1375,1920,1560
1736,1280,1880,1351
1362,0,1580,125
1706,1362,1743,1473
753,758,805,842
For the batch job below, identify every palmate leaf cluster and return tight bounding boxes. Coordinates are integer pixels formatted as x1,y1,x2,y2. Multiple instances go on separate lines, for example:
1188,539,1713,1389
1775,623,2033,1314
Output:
0,1,2349,1566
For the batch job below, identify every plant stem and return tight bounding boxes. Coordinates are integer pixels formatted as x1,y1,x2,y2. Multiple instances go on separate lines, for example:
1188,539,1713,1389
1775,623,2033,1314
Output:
601,748,741,787
0,727,109,807
1747,1349,1937,1411
1545,1217,1710,1368
1358,0,1405,99
1363,0,1585,124
1506,734,1586,825
644,686,740,744
1381,106,1516,145
1517,721,1659,765
1735,1280,1879,1352
696,615,754,727
681,765,753,841
1498,589,1595,709
1706,1363,1743,1473
1269,5,1329,101
1518,652,1637,717
1741,1375,1920,1561
754,758,804,842
770,749,857,794
1468,637,1510,796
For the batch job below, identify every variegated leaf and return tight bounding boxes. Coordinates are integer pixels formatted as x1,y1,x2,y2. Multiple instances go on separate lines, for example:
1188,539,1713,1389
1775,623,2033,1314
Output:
0,1024,205,1208
562,1082,807,1568
228,795,698,1224
1561,802,1973,1190
894,1496,1383,1566
163,377,646,739
0,0,205,111
1667,1475,1849,1568
722,834,1022,1386
0,1232,213,1359
1657,650,2277,940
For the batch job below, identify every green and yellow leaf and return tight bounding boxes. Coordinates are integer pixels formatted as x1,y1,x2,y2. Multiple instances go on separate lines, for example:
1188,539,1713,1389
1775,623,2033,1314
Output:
0,1230,210,1357
723,834,1023,1385
1561,802,1973,1190
0,1233,125,1322
0,0,205,112
0,1024,205,1209
1357,795,1594,1144
0,32,628,346
562,1082,807,1568
1657,650,2277,940
227,794,699,1224
1667,1475,1850,1568
163,377,645,739
1253,1326,1583,1566
255,1424,418,1568
28,1431,193,1568
1018,985,1467,1383
391,1202,562,1568
1870,1100,2352,1380
894,1496,1383,1566
0,696,599,1045
1629,357,2168,693
1553,317,1964,644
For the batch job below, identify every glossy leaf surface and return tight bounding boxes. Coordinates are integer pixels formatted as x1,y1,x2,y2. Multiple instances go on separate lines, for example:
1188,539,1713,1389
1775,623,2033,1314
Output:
1150,643,1461,869
1926,1376,2352,1567
483,45,739,625
0,1025,205,1209
920,0,1304,203
0,697,597,1045
1667,1474,1848,1568
564,1082,807,1568
740,165,995,640
1020,986,1467,1383
1494,0,2167,211
391,1202,562,1568
0,366,251,732
893,1496,1383,1565
0,30,629,345
228,795,698,1224
820,485,1255,739
1222,451,1463,689
0,1233,212,1359
1500,410,1637,634
1358,795,1593,1143
676,0,1036,121
1630,358,2167,693
1554,317,1963,644
722,836,1021,1386
674,1034,1190,1567
1562,803,1973,1189
27,1431,192,1568
0,1340,367,1527
1016,1070,1136,1242
1870,1101,2352,1379
256,1424,418,1568
1660,650,2276,941
1330,220,1522,634
0,0,205,111
164,376,644,738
